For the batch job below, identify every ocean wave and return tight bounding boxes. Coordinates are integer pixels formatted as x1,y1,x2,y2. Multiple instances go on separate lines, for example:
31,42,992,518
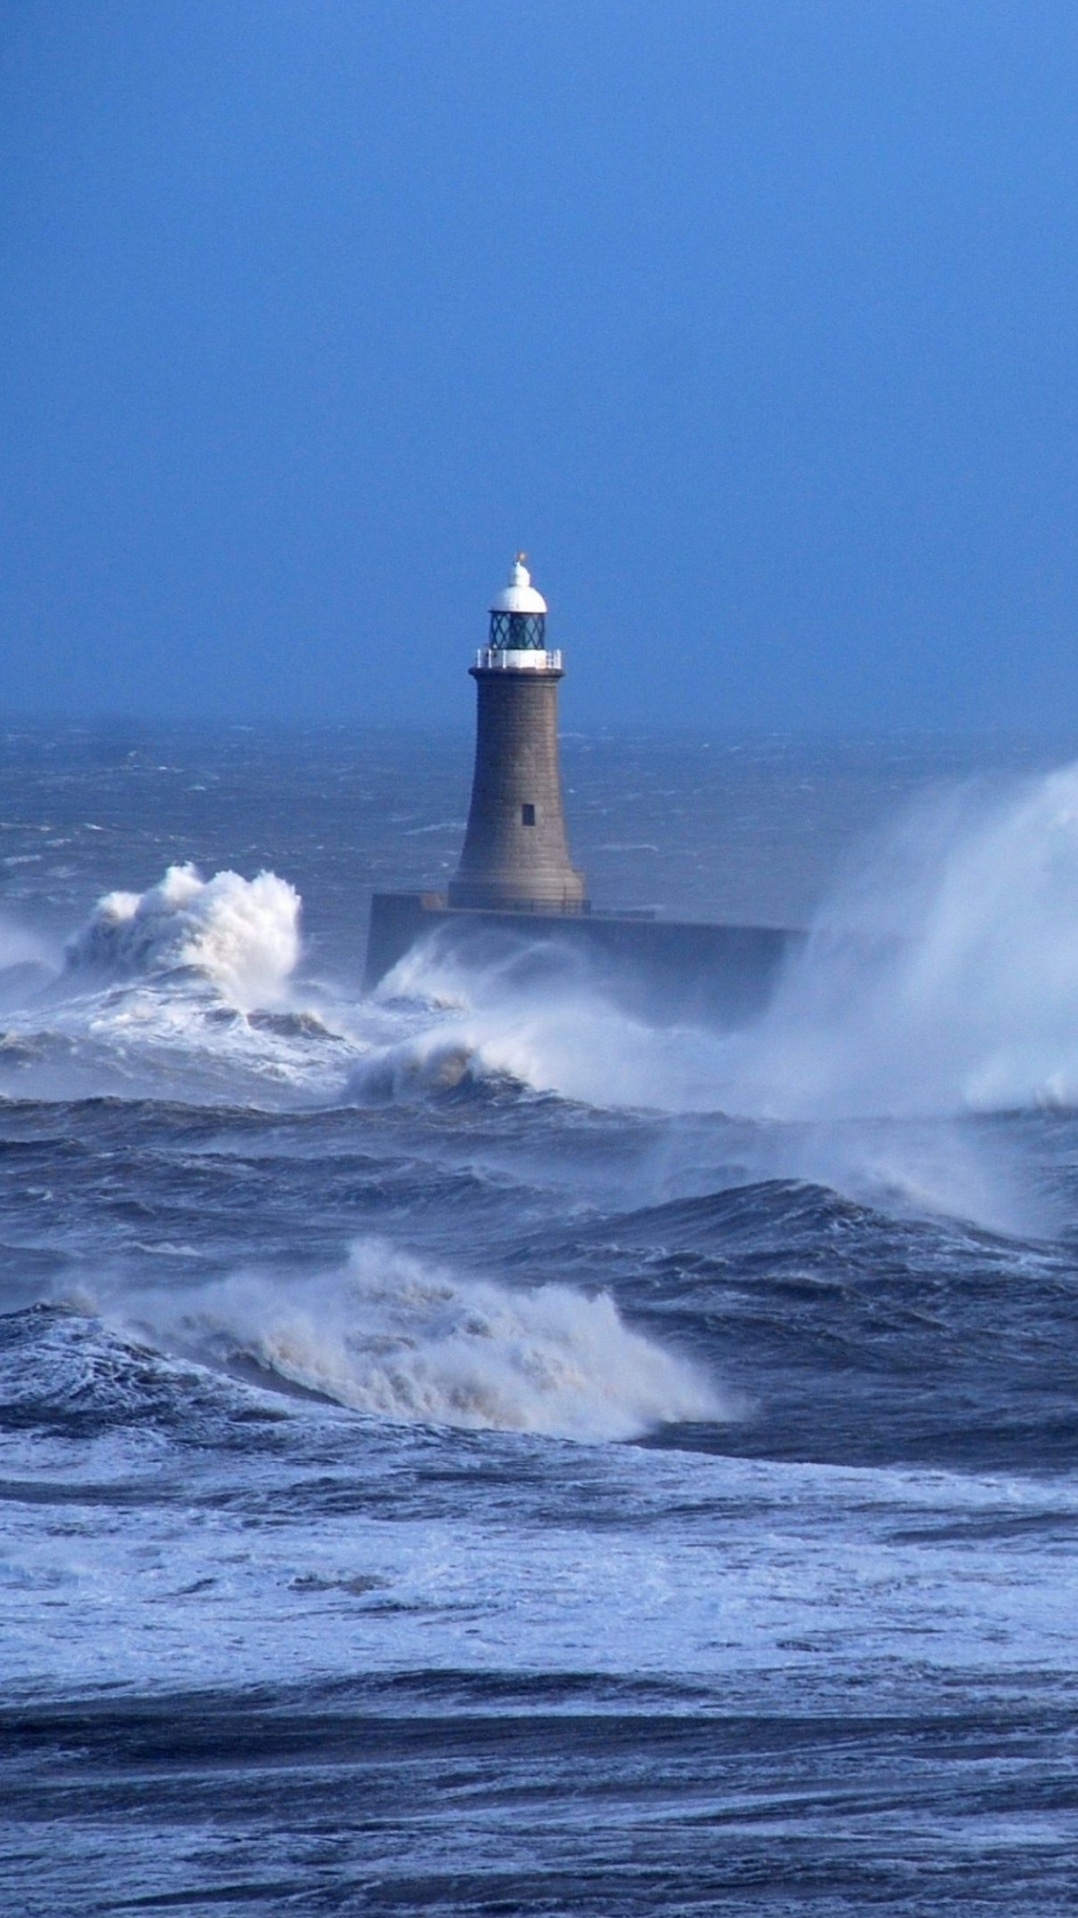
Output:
65,864,301,1009
0,1303,284,1441
368,761,1078,1141
126,1238,728,1441
345,1031,529,1103
0,867,356,1107
14,756,1078,1156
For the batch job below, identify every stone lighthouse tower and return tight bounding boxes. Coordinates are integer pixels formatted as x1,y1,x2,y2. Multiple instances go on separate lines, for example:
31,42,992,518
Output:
449,555,587,913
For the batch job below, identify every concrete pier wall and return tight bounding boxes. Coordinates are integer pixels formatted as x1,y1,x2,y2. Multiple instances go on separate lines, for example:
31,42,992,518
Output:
365,891,802,1026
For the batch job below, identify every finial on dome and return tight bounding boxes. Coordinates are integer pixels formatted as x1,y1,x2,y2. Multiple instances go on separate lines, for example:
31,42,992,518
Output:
488,550,548,626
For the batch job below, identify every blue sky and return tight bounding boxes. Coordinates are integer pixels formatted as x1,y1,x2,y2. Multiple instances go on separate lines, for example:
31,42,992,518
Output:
2,1,1078,728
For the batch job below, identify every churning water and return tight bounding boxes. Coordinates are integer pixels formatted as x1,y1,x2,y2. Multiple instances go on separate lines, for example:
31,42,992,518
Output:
4,724,1078,1915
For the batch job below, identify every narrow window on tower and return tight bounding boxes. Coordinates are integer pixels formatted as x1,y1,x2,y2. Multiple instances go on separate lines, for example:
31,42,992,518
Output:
521,804,536,826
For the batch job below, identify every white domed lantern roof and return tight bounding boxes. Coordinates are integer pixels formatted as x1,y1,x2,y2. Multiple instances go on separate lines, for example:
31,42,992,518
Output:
490,553,548,616
488,553,548,650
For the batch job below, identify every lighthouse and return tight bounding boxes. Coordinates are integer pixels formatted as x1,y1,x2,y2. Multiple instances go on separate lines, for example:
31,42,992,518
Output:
365,551,798,1010
448,555,587,913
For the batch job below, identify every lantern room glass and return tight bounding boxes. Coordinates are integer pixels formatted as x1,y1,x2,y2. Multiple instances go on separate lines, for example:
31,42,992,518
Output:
489,611,546,650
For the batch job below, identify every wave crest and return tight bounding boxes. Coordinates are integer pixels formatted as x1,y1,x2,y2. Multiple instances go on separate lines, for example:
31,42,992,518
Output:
66,864,301,1008
138,1239,727,1441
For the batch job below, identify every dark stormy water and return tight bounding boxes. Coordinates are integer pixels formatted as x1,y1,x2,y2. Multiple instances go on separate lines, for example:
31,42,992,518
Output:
4,723,1078,1915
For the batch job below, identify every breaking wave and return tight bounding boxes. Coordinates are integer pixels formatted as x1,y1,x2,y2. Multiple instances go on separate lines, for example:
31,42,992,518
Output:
0,864,335,1107
118,1238,727,1441
14,759,1078,1142
65,863,301,1009
723,763,1078,1119
367,939,727,1110
370,762,1078,1126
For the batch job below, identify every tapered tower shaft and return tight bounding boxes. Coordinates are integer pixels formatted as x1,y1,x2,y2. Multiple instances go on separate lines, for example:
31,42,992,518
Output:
449,556,587,912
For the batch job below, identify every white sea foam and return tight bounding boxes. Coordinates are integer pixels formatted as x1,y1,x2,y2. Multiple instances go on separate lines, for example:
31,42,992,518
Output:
369,938,729,1109
66,863,301,1009
346,767,1078,1230
9,762,1078,1203
120,1238,727,1441
0,865,339,1106
375,764,1078,1127
6,1391,1076,1704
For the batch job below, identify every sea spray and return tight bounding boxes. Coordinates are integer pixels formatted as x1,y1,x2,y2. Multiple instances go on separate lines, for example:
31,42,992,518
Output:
0,864,331,1107
376,762,1078,1125
4,765,1078,1233
66,863,301,1008
723,764,1078,1119
370,932,731,1109
0,910,57,1010
0,911,56,976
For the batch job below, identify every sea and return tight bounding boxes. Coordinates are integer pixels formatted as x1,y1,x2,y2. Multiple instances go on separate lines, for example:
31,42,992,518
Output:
3,721,1078,1915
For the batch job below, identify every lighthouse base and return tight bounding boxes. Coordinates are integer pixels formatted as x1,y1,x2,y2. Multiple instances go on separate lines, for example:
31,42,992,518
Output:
364,891,801,1027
